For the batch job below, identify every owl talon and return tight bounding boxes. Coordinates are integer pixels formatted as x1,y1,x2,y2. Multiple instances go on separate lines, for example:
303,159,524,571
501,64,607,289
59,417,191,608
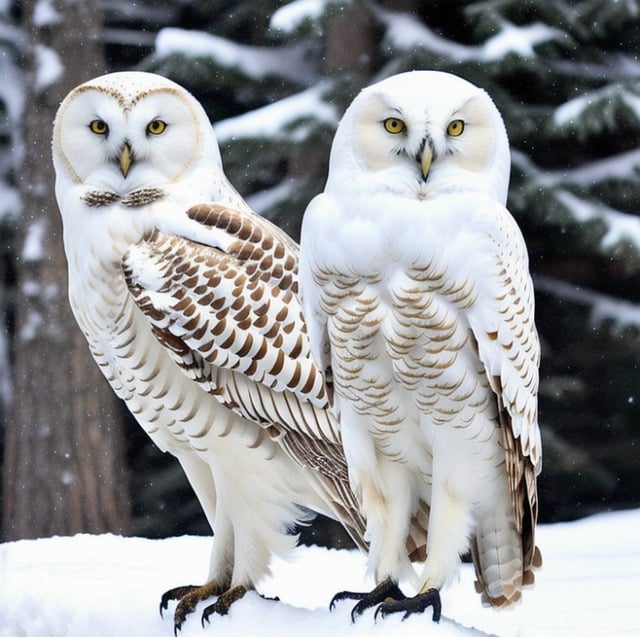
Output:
373,588,441,623
329,578,406,622
201,585,248,625
159,580,226,633
159,584,198,617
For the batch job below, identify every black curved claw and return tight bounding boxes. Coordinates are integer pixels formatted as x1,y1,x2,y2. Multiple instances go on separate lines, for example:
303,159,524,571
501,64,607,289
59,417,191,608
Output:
329,579,406,622
329,589,366,612
373,588,441,623
159,585,198,617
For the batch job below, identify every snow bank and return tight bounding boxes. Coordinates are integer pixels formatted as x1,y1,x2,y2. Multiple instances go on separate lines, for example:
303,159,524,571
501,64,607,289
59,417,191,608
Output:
1,509,638,637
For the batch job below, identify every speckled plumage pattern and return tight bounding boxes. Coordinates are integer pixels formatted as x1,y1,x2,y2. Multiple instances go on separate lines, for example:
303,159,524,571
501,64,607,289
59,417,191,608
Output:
300,71,542,617
52,71,367,629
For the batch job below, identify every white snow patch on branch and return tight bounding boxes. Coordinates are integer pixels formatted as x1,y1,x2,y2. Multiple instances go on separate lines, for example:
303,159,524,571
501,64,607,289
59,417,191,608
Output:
378,9,476,61
22,218,46,262
34,44,63,90
0,51,25,122
377,9,565,62
540,147,640,187
214,82,336,143
0,182,21,220
554,84,640,126
33,0,61,27
270,0,343,32
556,190,640,250
19,310,43,342
482,22,565,61
247,180,299,216
155,28,313,84
535,274,640,330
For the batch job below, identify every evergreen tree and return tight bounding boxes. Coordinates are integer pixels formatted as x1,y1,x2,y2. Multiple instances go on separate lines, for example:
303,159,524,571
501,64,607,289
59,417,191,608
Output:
1,0,637,541
141,0,640,522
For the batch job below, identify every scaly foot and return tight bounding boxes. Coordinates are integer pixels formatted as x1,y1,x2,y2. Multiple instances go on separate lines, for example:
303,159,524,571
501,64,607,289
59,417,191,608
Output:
159,580,226,634
374,587,441,622
330,578,407,622
201,585,248,625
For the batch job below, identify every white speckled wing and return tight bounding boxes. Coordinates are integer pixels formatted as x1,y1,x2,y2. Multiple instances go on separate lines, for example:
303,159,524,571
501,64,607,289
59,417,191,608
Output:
122,204,368,549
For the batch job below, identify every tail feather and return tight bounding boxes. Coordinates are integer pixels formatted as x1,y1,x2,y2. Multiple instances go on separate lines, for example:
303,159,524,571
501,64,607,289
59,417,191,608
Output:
471,511,541,608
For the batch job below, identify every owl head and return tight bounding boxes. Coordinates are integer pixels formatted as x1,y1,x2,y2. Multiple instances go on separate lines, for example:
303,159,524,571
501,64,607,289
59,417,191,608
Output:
327,70,511,204
52,71,223,198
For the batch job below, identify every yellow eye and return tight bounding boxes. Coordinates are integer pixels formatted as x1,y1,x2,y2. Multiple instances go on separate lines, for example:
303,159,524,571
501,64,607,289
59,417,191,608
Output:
383,117,406,134
89,119,108,135
146,119,167,135
446,119,465,137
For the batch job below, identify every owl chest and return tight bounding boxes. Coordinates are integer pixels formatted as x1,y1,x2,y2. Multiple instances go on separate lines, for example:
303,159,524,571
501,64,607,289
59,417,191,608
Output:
326,272,493,423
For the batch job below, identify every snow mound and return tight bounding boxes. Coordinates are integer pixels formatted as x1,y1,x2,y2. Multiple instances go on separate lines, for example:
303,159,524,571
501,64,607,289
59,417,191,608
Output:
1,509,638,636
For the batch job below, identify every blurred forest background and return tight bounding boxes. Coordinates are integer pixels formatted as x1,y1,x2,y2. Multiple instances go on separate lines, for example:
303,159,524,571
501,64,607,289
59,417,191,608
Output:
0,0,638,543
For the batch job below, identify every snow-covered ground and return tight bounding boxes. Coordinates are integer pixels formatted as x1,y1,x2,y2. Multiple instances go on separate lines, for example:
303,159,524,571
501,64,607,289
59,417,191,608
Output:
1,509,638,637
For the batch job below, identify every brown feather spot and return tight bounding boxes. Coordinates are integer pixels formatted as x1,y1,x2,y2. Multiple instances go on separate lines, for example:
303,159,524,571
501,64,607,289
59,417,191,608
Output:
233,243,256,262
172,294,189,310
259,254,274,271
253,340,268,361
287,364,301,389
211,297,226,311
250,287,264,302
234,305,251,323
254,302,269,318
290,335,303,359
300,367,316,394
220,332,235,349
270,349,285,375
199,292,214,306
183,316,200,332
236,333,254,357
212,318,227,336
245,359,257,376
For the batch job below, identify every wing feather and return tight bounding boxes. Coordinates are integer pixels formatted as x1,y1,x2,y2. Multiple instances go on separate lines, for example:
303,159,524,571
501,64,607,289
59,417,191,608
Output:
122,205,367,549
467,204,542,581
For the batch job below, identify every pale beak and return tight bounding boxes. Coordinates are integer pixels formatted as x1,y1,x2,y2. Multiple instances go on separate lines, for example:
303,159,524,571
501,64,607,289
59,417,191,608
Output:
119,143,133,178
420,143,433,181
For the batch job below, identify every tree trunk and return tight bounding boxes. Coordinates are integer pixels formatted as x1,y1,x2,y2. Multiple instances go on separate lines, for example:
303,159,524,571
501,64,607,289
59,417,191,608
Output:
323,1,377,81
2,0,131,540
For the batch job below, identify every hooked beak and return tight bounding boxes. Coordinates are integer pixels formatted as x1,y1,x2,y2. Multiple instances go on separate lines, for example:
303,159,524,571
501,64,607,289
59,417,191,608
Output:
419,142,433,181
119,143,133,178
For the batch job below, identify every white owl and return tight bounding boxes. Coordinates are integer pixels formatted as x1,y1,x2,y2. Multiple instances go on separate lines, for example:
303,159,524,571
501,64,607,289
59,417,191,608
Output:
52,71,367,631
299,70,542,622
